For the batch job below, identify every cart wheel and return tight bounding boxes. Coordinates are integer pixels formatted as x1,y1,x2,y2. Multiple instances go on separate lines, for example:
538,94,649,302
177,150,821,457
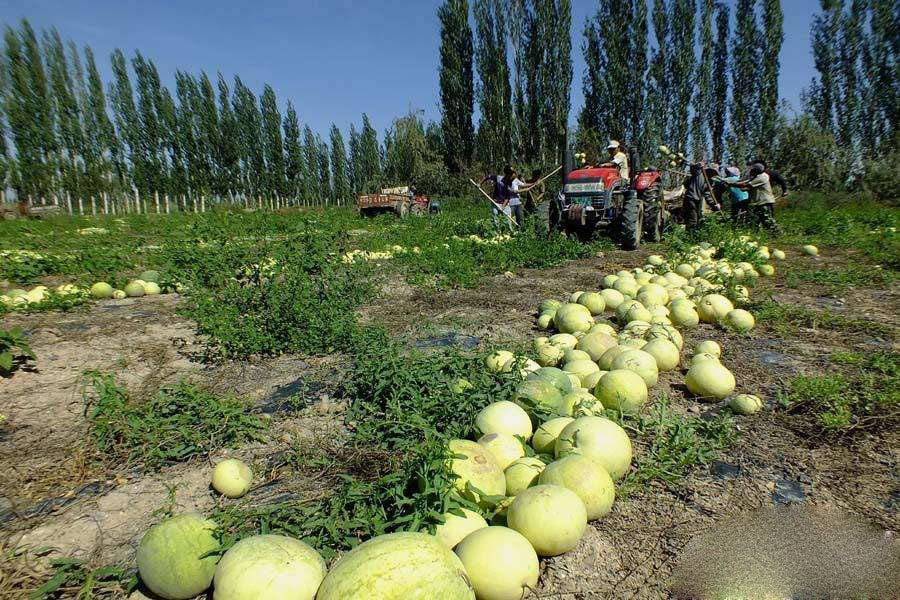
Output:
396,201,409,219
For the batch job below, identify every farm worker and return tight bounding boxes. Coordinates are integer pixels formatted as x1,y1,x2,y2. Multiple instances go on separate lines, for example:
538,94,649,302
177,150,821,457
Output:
682,162,712,230
601,140,630,180
751,158,789,197
727,162,781,232
480,172,513,230
502,166,542,228
526,168,552,235
716,166,750,224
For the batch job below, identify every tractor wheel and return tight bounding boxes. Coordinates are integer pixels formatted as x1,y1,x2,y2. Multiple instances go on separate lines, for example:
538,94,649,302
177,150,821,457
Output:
410,202,425,216
619,191,643,250
395,201,409,219
642,188,664,242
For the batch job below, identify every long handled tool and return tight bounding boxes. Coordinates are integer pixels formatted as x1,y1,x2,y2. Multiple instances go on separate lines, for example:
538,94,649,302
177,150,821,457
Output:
468,178,518,227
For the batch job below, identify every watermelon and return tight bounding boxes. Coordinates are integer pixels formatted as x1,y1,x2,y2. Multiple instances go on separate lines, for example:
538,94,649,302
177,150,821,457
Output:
315,532,475,599
136,514,219,600
212,534,325,600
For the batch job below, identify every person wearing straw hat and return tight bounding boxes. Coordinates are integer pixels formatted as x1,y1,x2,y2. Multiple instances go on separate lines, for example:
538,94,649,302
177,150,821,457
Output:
601,140,630,180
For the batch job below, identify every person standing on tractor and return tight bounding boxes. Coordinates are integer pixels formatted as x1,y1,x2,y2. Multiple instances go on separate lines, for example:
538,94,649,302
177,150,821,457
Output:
601,140,630,180
727,162,780,232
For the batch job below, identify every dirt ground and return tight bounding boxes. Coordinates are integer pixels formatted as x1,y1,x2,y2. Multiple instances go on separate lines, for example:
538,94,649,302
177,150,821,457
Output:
1,246,897,599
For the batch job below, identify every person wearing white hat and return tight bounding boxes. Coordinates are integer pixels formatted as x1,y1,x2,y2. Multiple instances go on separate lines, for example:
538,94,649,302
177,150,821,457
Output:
602,140,629,181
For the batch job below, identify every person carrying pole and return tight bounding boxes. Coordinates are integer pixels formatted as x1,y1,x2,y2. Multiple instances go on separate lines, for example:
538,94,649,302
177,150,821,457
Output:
479,171,514,230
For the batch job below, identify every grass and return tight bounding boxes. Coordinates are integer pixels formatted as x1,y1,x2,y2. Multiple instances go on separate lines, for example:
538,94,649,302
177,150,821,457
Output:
82,372,267,471
778,350,899,433
783,264,897,294
614,398,738,499
765,191,900,268
750,299,894,338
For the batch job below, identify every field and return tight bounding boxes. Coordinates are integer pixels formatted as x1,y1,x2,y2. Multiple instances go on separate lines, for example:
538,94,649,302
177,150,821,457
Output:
1,192,898,599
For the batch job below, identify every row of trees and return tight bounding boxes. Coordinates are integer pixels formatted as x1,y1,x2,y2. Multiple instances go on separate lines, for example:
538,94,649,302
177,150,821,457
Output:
439,0,572,173
438,0,785,171
804,0,896,156
0,20,410,210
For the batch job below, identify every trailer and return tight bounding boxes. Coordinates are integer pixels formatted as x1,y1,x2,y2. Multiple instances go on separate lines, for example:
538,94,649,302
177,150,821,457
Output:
356,186,437,218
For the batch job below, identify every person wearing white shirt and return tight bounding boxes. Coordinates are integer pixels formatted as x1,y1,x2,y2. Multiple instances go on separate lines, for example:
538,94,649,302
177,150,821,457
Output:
602,140,630,181
501,165,538,228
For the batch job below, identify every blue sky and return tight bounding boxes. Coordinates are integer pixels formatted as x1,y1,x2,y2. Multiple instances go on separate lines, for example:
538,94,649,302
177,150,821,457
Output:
1,0,820,138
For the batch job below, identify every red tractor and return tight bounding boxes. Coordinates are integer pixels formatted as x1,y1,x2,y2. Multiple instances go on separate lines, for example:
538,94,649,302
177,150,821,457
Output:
555,151,672,249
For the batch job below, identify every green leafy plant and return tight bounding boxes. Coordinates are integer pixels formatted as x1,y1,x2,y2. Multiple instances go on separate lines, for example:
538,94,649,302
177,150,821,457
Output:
779,350,899,433
82,372,267,471
213,328,523,559
28,555,135,600
0,326,35,374
613,397,737,499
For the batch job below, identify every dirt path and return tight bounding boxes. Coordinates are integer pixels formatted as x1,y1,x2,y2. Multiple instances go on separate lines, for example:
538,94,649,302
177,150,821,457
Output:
1,246,897,599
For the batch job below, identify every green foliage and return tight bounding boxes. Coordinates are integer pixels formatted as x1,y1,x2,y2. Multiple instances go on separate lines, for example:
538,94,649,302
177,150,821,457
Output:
779,350,899,432
82,371,266,471
27,555,135,600
214,330,522,559
0,326,35,374
751,300,893,338
613,397,737,498
784,264,896,294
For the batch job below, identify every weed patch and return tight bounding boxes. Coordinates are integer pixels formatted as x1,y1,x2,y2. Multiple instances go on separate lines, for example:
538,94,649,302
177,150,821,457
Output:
784,265,896,293
751,300,894,338
614,398,737,498
1,326,35,375
82,372,267,471
213,329,522,558
779,350,899,433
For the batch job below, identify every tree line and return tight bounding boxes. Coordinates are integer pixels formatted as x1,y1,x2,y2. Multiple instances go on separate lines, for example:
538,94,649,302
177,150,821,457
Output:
1,1,896,211
439,0,896,189
0,20,411,211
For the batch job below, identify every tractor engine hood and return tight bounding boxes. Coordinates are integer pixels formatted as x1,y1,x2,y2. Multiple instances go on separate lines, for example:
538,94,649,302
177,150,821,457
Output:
563,166,622,196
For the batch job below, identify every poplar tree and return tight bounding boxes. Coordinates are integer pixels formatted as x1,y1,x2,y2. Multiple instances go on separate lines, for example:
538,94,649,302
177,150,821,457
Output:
260,84,285,197
317,135,331,203
283,101,303,201
217,75,240,198
729,0,760,162
303,125,319,201
711,1,730,161
809,0,842,135
835,1,862,147
473,0,512,165
195,73,220,195
668,0,696,154
232,76,264,196
360,114,382,192
646,0,670,148
3,25,36,198
44,28,83,196
329,124,349,204
866,0,896,150
437,0,474,171
759,0,784,147
348,124,361,195
691,0,714,159
132,52,165,193
109,48,139,191
580,0,644,158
